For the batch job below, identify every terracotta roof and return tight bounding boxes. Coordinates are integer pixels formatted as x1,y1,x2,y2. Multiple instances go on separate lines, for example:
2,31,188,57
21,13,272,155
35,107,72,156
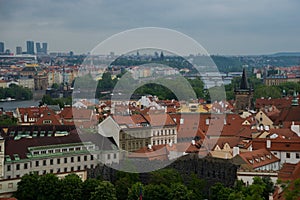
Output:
267,128,299,139
143,113,176,127
278,162,300,181
35,109,61,125
72,108,93,120
255,96,299,110
59,107,73,119
274,162,300,200
274,106,300,126
171,113,252,139
112,114,148,128
252,138,300,152
237,148,280,169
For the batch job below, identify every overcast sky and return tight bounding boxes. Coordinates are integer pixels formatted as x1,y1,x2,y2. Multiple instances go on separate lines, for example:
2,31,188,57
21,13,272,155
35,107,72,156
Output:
1,0,300,55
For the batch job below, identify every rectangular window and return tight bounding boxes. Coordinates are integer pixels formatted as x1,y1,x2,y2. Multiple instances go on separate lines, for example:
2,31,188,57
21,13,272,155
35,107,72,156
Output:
91,164,94,169
64,167,67,172
107,154,111,160
57,158,60,164
7,165,11,171
71,167,74,171
50,159,53,165
296,153,300,159
77,166,81,171
35,161,39,167
64,158,68,163
24,163,28,169
90,155,94,160
8,183,13,188
43,160,46,166
75,147,81,151
77,156,81,162
71,157,74,163
114,153,117,159
50,169,53,173
16,164,20,170
286,153,291,158
84,155,87,161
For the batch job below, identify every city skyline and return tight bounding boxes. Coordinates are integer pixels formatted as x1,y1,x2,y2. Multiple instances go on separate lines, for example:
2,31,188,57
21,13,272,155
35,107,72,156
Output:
1,0,300,55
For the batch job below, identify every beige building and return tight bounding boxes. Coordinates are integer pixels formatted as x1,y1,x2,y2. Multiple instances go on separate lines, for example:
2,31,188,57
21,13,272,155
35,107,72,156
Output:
18,77,35,89
255,110,274,129
98,114,177,152
0,125,119,197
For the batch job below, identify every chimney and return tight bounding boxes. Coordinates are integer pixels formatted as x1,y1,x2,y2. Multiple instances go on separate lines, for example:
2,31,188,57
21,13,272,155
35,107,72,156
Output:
205,118,210,125
233,146,240,157
191,140,196,145
266,140,271,149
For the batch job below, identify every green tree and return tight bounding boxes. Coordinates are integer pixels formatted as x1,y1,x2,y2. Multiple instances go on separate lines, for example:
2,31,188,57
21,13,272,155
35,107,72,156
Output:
0,114,17,125
253,85,281,100
284,178,300,200
149,168,182,187
51,83,60,89
14,173,39,200
143,184,170,200
168,183,193,200
90,181,117,200
210,182,233,200
37,174,61,200
61,174,83,200
82,178,102,200
186,173,206,199
278,82,300,95
127,182,143,200
114,171,139,200
262,176,274,200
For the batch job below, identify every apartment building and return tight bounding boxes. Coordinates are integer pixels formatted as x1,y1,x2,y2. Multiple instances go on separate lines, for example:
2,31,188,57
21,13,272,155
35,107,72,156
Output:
0,125,119,196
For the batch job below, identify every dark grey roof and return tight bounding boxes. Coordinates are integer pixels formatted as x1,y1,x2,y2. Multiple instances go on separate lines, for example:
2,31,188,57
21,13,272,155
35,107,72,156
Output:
240,68,249,90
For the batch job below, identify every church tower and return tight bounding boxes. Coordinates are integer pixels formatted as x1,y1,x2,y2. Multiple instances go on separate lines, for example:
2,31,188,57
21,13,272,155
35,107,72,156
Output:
234,68,254,111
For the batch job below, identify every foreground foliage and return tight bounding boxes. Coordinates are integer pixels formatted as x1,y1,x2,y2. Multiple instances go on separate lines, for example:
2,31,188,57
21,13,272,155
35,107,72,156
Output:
15,170,280,200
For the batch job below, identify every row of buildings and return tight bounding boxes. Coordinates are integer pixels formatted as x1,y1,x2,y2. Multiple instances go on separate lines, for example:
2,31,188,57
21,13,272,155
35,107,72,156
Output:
0,64,79,91
0,41,48,55
0,68,299,198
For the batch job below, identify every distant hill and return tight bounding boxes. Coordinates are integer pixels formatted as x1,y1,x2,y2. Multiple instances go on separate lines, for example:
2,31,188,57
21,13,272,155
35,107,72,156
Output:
269,52,300,57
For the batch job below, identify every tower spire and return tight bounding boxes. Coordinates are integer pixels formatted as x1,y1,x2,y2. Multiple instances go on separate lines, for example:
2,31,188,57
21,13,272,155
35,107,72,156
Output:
240,68,249,90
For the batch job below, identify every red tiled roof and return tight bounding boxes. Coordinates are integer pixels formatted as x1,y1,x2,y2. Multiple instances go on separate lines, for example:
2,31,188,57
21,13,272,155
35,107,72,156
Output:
59,107,73,119
112,114,148,128
278,162,300,181
252,138,300,152
72,108,93,120
267,128,299,139
255,96,299,110
35,109,61,125
238,148,280,169
143,113,176,127
274,106,300,126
